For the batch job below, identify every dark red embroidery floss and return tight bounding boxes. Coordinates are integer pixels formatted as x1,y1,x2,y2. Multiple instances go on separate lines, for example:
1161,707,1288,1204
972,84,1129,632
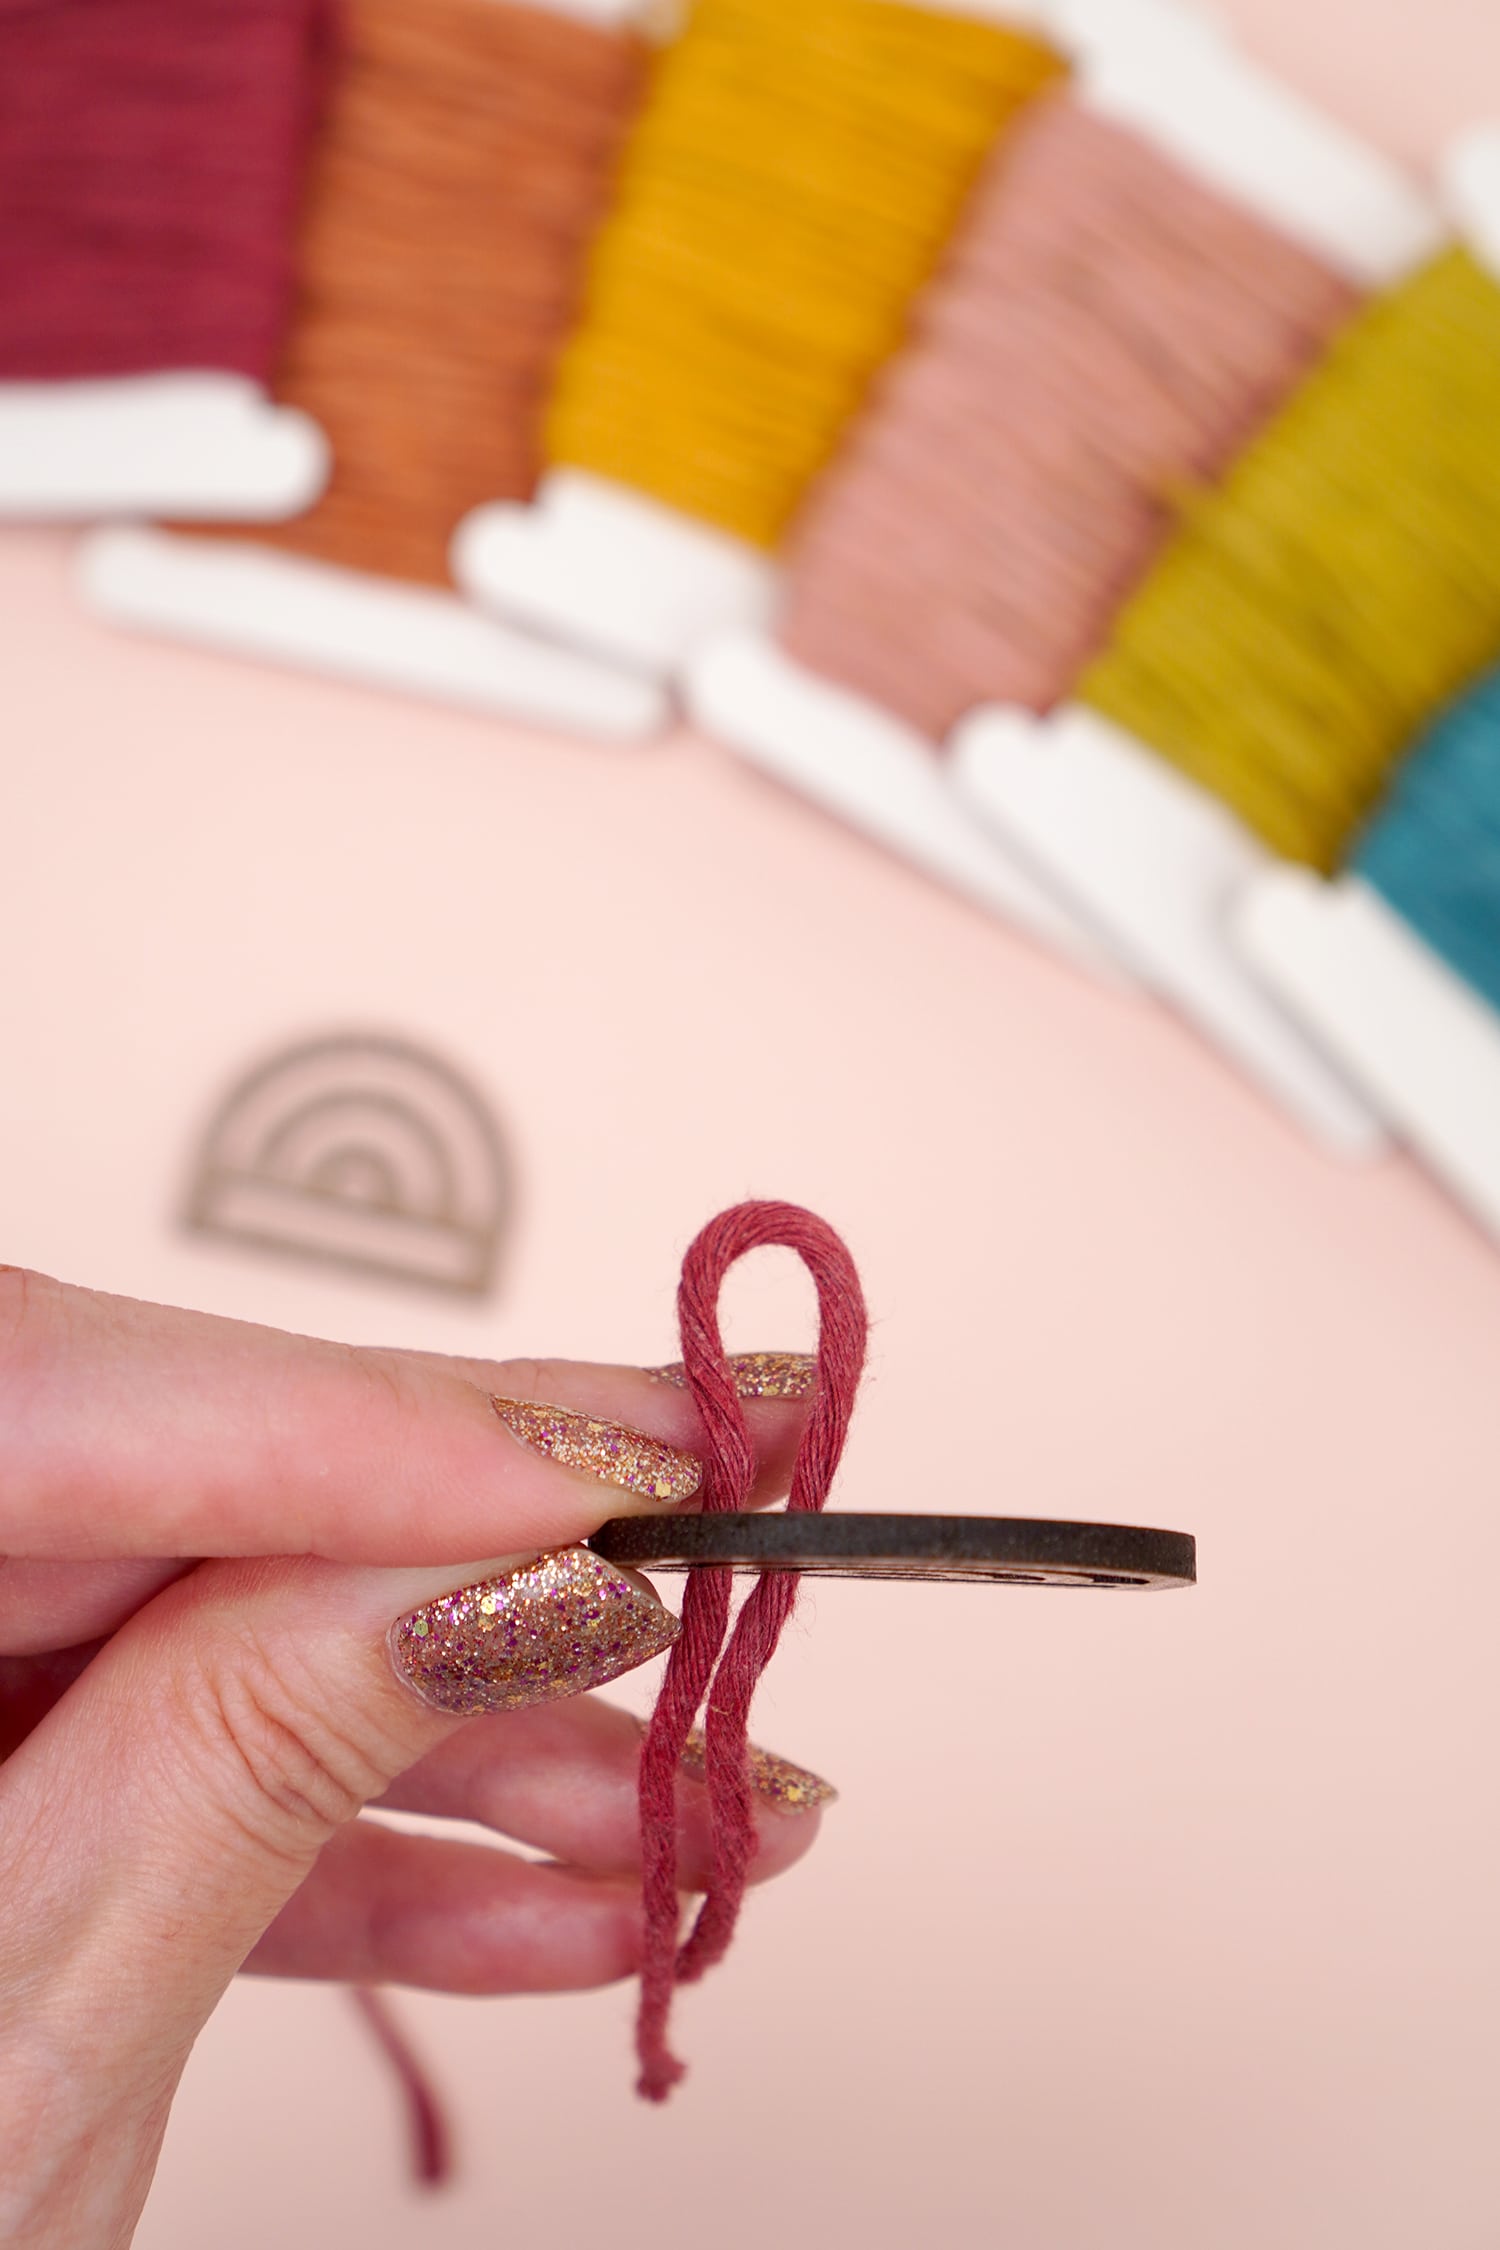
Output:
0,0,337,384
349,1985,451,2188
635,1200,869,2100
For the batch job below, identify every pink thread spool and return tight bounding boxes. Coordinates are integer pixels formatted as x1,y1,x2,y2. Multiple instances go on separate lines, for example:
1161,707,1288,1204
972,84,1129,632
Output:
778,90,1359,740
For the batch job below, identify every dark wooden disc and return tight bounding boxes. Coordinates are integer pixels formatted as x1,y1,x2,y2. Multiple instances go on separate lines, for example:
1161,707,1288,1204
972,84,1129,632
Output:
587,1512,1195,1589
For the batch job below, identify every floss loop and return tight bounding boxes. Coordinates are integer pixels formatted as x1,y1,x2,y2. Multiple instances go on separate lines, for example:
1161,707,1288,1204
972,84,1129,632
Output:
635,1201,868,2101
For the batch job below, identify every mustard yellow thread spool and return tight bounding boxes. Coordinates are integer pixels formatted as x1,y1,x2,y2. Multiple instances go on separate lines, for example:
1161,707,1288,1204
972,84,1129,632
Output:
546,0,1065,550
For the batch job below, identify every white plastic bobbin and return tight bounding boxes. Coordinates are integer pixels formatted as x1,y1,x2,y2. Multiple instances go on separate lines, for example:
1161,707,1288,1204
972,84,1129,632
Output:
1236,872,1500,1242
688,632,1132,984
950,707,1386,1152
0,373,328,522
1442,124,1500,286
78,527,669,741
453,470,780,683
1060,0,1442,286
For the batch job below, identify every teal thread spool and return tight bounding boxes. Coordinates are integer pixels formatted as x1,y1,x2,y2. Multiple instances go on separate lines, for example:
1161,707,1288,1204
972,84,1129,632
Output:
1354,664,1500,1017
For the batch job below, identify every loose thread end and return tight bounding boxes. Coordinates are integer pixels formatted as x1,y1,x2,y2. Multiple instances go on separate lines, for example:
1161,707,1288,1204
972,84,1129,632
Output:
632,1201,868,2095
636,2050,688,2104
349,1984,453,2190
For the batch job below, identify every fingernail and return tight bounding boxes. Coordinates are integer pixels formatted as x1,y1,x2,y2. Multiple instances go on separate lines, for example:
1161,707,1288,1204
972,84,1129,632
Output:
649,1351,818,1401
679,1725,837,1814
390,1547,679,1715
491,1395,701,1502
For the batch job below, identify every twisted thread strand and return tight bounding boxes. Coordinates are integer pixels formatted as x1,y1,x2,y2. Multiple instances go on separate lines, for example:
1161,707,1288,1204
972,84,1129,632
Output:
636,1201,868,2099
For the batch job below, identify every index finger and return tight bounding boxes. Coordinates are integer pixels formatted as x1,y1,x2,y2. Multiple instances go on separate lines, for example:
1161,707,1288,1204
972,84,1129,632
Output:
0,1269,814,1564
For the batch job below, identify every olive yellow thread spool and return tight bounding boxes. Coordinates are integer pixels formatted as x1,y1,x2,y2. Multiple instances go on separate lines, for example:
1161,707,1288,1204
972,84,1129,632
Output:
80,0,666,740
1233,123,1500,1242
455,0,1065,678
1078,248,1500,872
947,104,1480,1153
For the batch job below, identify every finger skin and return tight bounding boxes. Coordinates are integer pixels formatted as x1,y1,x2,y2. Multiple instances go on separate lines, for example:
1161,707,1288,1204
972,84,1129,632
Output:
0,1560,189,1657
0,1642,103,1764
244,1821,642,1992
0,1270,811,1572
0,1553,511,2247
377,1697,822,1887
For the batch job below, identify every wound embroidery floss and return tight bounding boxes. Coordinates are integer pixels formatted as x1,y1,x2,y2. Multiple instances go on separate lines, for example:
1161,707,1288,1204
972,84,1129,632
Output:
79,0,667,737
1353,665,1500,1017
1233,648,1500,1247
684,2,1434,985
777,93,1359,740
544,0,1064,550
456,0,1065,675
1076,247,1500,872
945,170,1500,1156
217,0,646,584
0,0,334,386
0,0,337,517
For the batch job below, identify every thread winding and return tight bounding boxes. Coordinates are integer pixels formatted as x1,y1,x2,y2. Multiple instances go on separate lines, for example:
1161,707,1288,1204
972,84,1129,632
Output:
227,0,644,583
1079,248,1500,870
1354,664,1500,1017
0,0,335,384
779,95,1358,739
546,0,1064,550
636,1200,868,2101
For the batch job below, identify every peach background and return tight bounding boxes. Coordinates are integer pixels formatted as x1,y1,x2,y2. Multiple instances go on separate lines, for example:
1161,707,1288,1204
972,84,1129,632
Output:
5,3,1500,2241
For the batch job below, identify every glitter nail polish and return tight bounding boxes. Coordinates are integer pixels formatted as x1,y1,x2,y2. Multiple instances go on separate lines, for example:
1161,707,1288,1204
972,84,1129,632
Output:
649,1351,818,1401
491,1395,702,1502
390,1547,679,1715
679,1725,837,1813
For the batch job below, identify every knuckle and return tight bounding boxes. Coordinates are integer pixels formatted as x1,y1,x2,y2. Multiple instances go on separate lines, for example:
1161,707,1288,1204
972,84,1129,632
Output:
176,1626,392,1864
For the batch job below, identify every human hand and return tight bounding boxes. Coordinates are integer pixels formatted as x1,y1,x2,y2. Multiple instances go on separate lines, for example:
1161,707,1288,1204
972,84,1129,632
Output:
0,1270,828,2248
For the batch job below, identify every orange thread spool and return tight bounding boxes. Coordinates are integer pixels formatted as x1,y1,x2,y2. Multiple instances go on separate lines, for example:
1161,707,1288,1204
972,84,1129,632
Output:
235,0,645,584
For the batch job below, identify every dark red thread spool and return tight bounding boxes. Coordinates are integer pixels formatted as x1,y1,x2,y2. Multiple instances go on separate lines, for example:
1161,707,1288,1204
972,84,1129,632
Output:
0,0,336,385
635,1200,868,2101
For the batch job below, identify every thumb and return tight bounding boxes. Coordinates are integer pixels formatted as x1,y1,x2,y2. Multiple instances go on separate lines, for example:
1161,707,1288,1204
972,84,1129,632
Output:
0,1544,677,2248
